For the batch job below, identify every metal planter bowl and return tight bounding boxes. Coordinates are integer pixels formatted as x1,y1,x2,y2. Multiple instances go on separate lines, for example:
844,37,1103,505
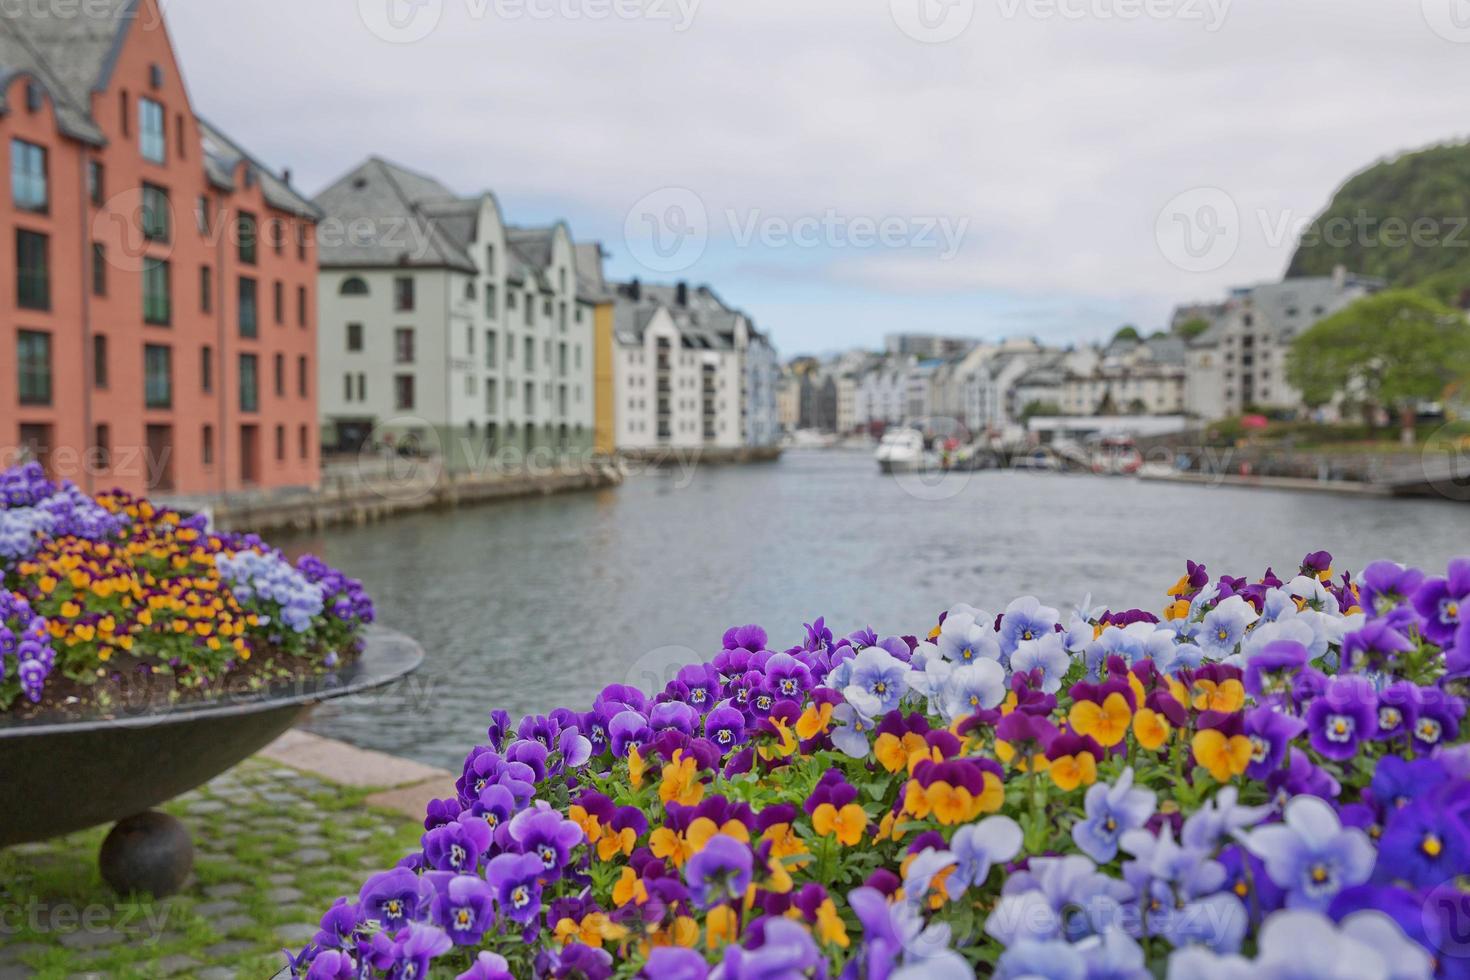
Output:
0,627,423,849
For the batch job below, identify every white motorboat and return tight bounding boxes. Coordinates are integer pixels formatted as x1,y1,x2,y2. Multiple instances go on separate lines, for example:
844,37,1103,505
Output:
874,429,931,473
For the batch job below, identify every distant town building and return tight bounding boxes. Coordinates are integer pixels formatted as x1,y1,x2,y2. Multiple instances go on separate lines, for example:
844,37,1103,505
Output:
313,158,596,466
575,243,617,455
884,332,978,359
610,281,778,451
1059,337,1184,416
1185,269,1380,420
0,0,321,495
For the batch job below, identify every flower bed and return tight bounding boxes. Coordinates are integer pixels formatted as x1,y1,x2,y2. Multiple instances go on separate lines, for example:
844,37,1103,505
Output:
0,463,373,715
289,552,1470,979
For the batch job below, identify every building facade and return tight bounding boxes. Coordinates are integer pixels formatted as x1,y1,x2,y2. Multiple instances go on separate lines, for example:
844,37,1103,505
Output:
1185,271,1379,420
610,281,777,452
1,0,320,495
314,158,595,467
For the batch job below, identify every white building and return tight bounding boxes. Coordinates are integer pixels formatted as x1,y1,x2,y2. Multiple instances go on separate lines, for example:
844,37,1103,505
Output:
610,282,774,451
314,158,594,464
1060,338,1183,416
1185,270,1380,420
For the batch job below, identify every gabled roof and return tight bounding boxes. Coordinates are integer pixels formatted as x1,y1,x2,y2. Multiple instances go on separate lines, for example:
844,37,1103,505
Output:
313,157,476,271
574,242,613,303
0,0,318,214
1189,274,1383,347
198,117,319,219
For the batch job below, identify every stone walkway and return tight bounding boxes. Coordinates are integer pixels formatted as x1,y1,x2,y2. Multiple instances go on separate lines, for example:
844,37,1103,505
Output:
0,731,453,980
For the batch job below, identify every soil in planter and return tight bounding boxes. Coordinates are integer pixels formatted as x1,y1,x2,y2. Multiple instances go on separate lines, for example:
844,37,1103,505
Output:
0,642,364,724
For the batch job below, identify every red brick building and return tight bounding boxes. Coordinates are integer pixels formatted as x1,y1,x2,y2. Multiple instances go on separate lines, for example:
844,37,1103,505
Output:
0,0,320,496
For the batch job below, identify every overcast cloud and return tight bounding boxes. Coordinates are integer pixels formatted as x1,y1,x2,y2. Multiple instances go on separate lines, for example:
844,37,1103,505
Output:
163,0,1470,355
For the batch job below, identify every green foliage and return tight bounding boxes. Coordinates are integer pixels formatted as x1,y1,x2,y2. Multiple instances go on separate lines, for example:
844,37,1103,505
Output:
1020,400,1063,422
1286,141,1470,287
1175,317,1211,341
1111,325,1141,343
1286,290,1470,409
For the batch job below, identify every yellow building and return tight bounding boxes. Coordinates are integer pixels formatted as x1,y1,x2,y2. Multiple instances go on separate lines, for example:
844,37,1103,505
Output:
576,243,618,455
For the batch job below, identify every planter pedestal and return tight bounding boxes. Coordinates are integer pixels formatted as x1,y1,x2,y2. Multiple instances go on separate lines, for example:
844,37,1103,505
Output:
0,627,423,895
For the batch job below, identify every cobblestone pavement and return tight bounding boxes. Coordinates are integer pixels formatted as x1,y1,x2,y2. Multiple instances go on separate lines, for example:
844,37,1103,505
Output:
0,758,425,980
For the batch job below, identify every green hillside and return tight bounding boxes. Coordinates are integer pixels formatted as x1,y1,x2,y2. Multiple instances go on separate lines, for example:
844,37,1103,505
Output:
1286,140,1470,288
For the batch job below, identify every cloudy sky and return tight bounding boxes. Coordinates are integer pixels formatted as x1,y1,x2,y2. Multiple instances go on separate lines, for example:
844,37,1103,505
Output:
164,0,1469,356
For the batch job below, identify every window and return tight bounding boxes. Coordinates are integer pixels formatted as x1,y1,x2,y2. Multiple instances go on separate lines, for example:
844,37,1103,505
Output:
486,330,497,368
487,378,498,415
93,334,108,389
297,356,308,397
274,353,285,396
356,373,365,400
271,220,285,256
299,425,309,460
144,344,172,408
238,354,259,412
347,322,363,351
11,139,47,212
88,160,104,206
275,425,285,461
238,212,257,265
340,276,369,296
273,280,284,324
507,331,515,361
92,243,107,296
238,277,257,337
93,424,111,469
143,257,170,324
201,345,213,392
524,293,533,326
524,336,534,371
486,284,498,319
465,280,476,301
297,286,307,327
524,381,535,416
175,112,185,158
394,276,415,311
140,98,165,162
343,373,354,401
202,424,216,466
465,374,477,396
395,374,415,410
119,90,130,139
16,230,48,310
486,245,496,274
467,326,475,356
200,265,212,313
196,195,210,234
141,183,169,241
394,327,415,363
17,330,51,405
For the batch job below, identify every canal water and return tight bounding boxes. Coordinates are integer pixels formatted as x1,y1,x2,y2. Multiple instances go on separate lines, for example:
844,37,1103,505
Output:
294,450,1469,768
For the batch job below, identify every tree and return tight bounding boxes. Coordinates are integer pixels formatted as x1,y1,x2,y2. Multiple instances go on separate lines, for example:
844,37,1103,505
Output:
1020,400,1063,423
1286,290,1470,443
1175,317,1211,341
1112,325,1141,343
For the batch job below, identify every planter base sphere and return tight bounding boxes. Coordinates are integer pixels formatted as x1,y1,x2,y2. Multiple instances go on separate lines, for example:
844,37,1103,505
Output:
99,811,193,898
